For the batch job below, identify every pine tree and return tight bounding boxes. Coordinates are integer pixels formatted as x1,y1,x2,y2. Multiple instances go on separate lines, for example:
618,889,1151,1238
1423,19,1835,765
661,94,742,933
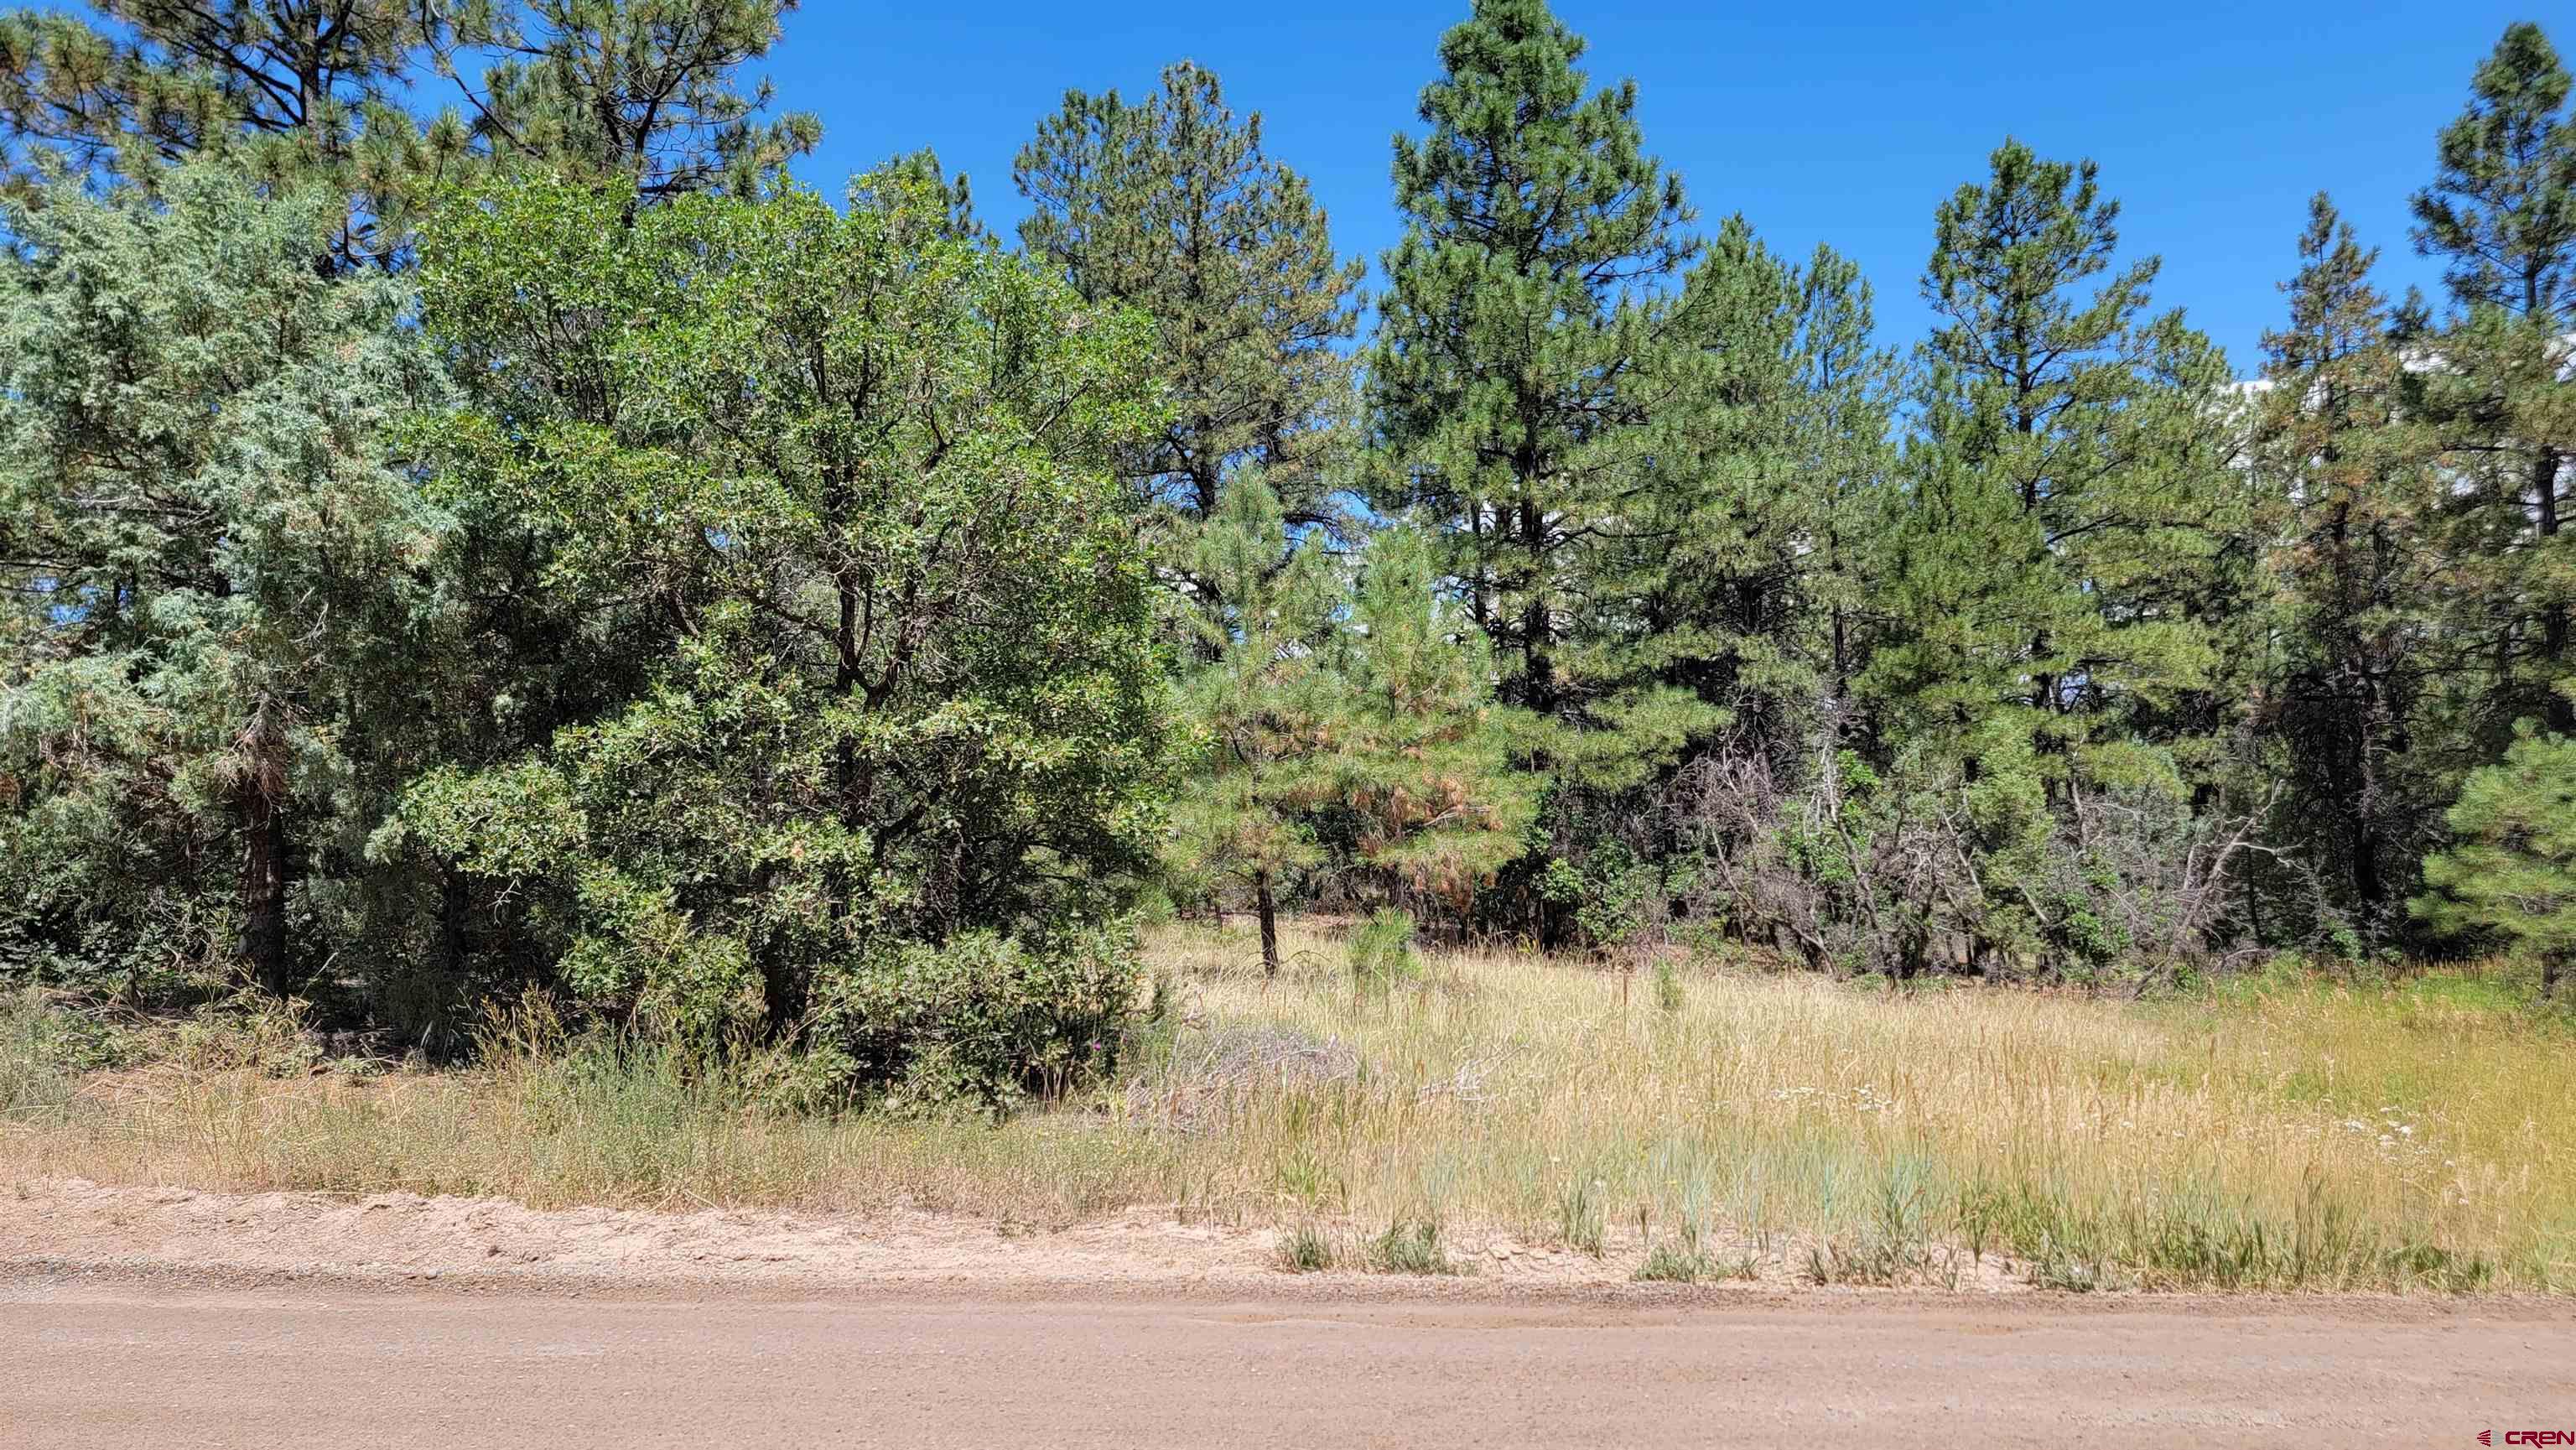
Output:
2255,194,2448,946
0,2,425,178
1864,139,2237,968
1331,522,1541,914
1610,221,1898,761
2409,22,2576,733
2414,715,2576,996
430,0,819,200
0,0,817,262
1875,140,2234,757
1368,0,1699,763
1166,481,1538,971
1163,479,1345,974
1015,61,1363,530
2412,23,2576,321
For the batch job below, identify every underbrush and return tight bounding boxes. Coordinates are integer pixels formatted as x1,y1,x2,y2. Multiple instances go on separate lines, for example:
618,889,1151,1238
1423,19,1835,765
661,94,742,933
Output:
3,924,2571,1293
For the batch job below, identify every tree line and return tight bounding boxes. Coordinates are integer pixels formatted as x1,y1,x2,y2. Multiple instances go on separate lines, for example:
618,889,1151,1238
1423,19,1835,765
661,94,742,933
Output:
3,0,2573,1106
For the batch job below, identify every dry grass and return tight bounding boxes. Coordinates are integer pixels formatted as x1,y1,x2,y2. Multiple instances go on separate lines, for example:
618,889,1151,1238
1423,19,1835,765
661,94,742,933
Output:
5,918,2571,1291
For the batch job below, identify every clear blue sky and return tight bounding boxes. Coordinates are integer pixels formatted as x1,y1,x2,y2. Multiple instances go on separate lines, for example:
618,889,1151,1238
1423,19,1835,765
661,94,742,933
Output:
763,1,2547,377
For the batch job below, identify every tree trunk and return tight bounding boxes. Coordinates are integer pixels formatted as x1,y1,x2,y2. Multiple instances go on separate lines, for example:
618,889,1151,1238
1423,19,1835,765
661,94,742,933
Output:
1255,871,1280,979
236,706,291,997
438,865,471,979
2537,448,2572,733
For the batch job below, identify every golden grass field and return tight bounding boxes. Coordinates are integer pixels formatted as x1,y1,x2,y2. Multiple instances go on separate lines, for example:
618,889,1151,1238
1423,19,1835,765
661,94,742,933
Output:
5,918,2570,1291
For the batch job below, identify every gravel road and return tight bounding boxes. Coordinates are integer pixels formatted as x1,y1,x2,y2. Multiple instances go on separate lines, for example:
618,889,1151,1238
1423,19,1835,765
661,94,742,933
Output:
5,1278,2569,1448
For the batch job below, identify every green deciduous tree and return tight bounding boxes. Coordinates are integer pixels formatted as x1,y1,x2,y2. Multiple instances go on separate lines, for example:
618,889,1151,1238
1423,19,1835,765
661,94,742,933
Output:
403,171,1170,1101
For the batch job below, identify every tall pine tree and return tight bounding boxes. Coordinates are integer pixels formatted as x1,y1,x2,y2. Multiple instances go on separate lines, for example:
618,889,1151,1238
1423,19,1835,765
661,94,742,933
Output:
1368,0,1702,772
2255,195,2447,947
1015,61,1363,528
2410,22,2576,734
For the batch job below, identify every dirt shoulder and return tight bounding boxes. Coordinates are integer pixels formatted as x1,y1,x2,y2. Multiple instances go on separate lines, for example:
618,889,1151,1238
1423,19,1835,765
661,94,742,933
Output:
3,1177,2570,1317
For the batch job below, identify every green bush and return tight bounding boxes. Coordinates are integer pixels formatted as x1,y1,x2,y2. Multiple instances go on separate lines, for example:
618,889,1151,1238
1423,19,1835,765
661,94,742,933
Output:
1347,908,1420,990
818,928,1142,1115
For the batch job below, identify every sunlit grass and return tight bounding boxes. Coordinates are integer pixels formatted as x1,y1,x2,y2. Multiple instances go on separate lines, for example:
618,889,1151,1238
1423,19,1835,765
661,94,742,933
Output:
3,922,2569,1291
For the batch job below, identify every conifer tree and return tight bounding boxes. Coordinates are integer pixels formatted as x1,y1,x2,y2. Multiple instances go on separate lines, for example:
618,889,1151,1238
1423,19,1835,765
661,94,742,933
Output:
1613,222,1898,761
2255,195,2447,944
0,164,445,995
1873,140,2234,758
2410,22,2576,732
1368,0,1701,770
2414,715,2576,996
0,0,816,262
1331,522,1541,913
1015,61,1363,529
1164,480,1344,974
1864,139,2236,967
430,0,820,200
1166,481,1537,972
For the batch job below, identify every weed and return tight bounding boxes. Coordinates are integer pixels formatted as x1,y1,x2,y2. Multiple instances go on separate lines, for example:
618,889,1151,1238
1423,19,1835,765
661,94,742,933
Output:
1367,1215,1458,1276
1556,1178,1606,1255
1635,1241,1710,1282
1278,1223,1338,1272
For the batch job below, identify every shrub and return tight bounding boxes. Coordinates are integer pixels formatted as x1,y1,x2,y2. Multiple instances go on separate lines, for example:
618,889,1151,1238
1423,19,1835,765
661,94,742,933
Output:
818,928,1142,1115
1348,908,1420,990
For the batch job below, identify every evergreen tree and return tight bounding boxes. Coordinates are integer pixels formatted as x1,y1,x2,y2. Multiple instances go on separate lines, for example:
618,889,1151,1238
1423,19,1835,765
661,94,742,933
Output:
1614,222,1898,761
1368,0,1701,767
2412,23,2576,321
0,164,445,996
430,0,819,199
1330,521,1541,912
2254,194,2447,946
1015,61,1363,529
1167,481,1537,972
1864,139,2238,968
0,0,816,262
2414,715,2576,996
1164,479,1344,974
2410,22,2576,733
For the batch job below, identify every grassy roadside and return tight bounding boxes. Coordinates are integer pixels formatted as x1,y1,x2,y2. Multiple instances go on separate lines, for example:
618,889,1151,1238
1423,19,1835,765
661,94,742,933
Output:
4,919,2570,1292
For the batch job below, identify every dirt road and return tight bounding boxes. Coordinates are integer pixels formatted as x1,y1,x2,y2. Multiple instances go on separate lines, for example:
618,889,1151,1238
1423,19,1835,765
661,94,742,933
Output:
4,1278,2569,1449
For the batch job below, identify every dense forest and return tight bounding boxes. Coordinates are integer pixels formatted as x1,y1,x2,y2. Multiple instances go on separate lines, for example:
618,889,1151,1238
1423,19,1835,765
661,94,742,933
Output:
4,0,2574,1107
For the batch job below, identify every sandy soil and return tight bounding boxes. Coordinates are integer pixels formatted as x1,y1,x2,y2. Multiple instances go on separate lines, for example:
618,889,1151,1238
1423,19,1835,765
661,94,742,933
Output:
0,1176,2028,1295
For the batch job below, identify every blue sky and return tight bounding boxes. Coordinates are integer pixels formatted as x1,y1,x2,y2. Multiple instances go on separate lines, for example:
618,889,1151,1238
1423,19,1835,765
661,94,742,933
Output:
763,1,2547,377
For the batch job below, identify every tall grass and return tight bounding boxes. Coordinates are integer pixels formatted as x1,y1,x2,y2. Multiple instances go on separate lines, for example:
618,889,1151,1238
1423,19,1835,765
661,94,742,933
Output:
3,927,2570,1291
